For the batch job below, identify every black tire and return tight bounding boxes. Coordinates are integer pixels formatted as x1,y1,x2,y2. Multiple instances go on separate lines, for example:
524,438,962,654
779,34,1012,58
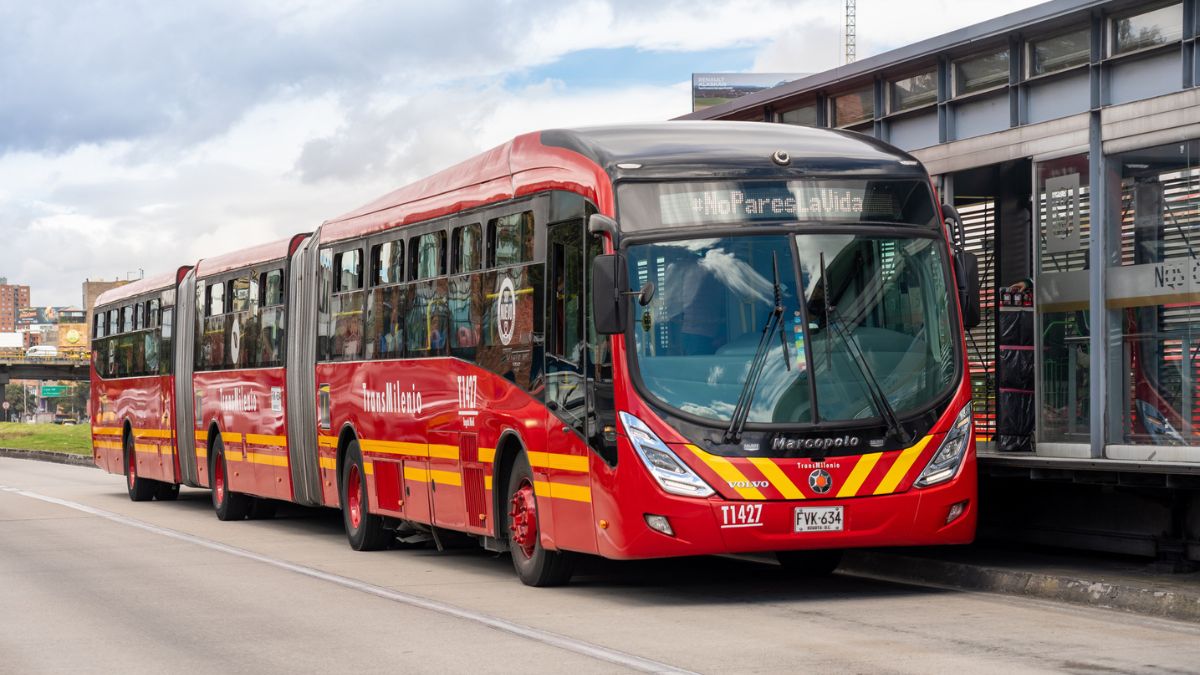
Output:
211,437,250,521
340,440,389,551
505,453,575,587
124,434,155,502
155,482,181,501
776,549,844,576
248,498,277,520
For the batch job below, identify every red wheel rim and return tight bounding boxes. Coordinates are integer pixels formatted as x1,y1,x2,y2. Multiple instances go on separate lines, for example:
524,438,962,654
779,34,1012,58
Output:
214,454,226,507
126,446,135,490
347,464,363,530
508,478,538,559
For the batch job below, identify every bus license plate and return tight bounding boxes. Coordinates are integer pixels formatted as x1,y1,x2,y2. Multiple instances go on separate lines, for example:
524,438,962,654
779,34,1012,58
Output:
794,506,843,533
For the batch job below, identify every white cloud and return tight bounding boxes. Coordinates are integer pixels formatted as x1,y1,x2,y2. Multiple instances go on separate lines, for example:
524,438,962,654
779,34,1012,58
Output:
0,0,1042,306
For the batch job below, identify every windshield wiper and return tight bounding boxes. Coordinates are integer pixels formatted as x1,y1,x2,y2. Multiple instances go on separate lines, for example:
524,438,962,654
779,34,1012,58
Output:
724,254,790,444
818,252,912,445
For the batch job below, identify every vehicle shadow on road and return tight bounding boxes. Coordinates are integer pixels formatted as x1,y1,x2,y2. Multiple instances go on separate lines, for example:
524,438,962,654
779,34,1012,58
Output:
166,488,950,606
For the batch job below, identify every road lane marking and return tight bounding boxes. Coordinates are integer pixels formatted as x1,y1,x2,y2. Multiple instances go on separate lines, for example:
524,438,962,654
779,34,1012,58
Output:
0,485,693,675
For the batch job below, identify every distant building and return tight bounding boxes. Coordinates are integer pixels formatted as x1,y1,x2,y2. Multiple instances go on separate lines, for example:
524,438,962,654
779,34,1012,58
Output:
83,279,129,350
0,278,31,332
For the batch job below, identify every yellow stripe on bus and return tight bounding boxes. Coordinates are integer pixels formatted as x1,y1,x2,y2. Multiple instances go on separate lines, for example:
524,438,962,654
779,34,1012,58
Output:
837,452,882,498
747,458,805,500
245,452,289,467
136,428,173,439
428,444,459,460
220,432,242,444
527,451,589,473
92,440,122,450
318,456,337,470
195,430,208,441
92,426,121,436
533,480,591,503
479,447,496,463
684,445,766,500
360,439,427,457
245,433,287,447
484,475,493,490
873,437,932,495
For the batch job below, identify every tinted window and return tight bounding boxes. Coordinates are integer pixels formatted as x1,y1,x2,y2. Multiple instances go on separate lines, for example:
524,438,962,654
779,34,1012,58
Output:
411,232,444,280
1030,28,1090,76
208,282,224,317
372,241,404,286
263,269,284,305
489,212,534,267
452,224,482,274
335,249,363,292
1112,4,1183,55
955,49,1009,96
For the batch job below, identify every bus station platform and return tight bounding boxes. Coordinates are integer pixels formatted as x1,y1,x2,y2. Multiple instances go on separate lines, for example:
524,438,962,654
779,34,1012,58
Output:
843,545,1200,624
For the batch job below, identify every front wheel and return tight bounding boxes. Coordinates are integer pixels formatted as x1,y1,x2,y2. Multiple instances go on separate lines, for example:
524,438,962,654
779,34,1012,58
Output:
776,549,843,576
341,441,389,551
506,453,575,587
124,435,155,502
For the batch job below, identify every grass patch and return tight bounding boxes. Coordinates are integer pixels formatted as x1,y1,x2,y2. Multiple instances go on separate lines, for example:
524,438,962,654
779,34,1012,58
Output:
0,422,92,455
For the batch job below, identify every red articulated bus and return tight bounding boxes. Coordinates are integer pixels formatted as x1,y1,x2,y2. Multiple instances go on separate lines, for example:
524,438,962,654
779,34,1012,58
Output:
92,122,981,585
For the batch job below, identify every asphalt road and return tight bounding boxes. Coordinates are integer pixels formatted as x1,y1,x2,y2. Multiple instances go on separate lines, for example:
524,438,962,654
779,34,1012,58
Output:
3,457,1199,674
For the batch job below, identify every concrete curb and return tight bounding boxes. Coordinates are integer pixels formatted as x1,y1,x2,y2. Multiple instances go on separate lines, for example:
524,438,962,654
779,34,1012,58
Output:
842,550,1200,624
0,448,96,467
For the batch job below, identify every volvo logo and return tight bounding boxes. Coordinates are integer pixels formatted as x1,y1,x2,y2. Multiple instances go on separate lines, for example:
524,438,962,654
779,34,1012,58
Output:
808,469,833,494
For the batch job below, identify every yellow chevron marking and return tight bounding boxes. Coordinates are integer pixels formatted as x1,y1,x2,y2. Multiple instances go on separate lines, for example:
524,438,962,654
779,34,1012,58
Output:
684,444,765,500
479,447,496,463
245,433,287,447
533,480,591,503
837,452,883,498
874,436,933,495
747,458,805,500
527,451,589,473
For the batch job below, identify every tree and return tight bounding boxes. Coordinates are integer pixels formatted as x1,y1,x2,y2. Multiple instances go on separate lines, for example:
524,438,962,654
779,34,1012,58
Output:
3,383,37,421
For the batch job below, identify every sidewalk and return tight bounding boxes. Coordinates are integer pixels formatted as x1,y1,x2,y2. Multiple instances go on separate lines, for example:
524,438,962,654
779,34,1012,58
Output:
843,544,1200,623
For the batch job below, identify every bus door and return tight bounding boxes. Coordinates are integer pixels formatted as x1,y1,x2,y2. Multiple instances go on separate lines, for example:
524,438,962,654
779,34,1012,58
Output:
544,217,597,553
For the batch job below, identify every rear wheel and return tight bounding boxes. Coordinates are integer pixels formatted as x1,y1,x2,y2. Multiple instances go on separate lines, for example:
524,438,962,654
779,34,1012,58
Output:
211,437,250,521
124,434,155,502
155,482,180,501
340,440,389,551
776,549,843,576
506,453,575,587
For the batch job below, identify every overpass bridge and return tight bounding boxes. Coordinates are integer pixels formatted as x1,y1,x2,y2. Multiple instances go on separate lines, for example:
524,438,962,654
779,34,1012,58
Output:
0,355,90,384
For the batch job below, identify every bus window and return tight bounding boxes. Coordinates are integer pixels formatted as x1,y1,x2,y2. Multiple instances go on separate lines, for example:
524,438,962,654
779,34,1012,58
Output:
263,269,284,306
333,247,365,361
122,305,134,333
230,276,251,313
148,299,160,328
371,241,403,286
133,303,143,331
489,211,534,268
410,232,445,280
335,249,362,292
452,224,481,274
207,282,224,317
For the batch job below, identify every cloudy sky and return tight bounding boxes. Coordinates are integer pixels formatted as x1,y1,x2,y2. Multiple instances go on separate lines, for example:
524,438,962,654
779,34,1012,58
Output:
0,0,1042,307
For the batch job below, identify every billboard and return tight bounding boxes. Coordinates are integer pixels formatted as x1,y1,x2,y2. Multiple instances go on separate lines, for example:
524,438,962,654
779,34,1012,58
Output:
16,306,84,326
692,73,807,112
58,323,88,350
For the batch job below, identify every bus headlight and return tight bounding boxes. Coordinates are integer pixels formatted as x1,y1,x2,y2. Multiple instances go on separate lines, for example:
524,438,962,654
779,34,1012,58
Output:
619,412,715,498
914,404,972,488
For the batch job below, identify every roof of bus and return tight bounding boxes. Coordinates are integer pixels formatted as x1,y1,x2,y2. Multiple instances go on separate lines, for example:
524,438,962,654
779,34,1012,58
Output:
319,122,925,243
94,269,186,310
194,235,307,279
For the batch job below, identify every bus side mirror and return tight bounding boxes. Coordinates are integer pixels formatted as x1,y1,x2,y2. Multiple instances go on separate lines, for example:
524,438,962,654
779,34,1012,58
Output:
592,254,628,335
956,251,981,330
942,203,965,250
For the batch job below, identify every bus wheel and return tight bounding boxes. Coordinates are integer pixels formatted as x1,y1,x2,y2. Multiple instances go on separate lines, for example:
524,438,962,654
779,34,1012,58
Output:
249,498,277,520
211,437,250,521
341,440,389,551
776,549,843,576
505,453,575,587
124,435,155,502
155,482,180,501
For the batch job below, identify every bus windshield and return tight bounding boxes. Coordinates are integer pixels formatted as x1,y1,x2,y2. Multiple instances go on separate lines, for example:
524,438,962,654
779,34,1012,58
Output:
624,231,959,426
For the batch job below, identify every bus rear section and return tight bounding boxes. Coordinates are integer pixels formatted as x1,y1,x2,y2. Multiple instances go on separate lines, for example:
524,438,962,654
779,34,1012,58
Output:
90,269,189,501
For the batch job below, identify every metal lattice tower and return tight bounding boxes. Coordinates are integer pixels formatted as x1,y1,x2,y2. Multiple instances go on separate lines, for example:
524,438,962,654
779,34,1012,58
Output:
845,0,857,64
